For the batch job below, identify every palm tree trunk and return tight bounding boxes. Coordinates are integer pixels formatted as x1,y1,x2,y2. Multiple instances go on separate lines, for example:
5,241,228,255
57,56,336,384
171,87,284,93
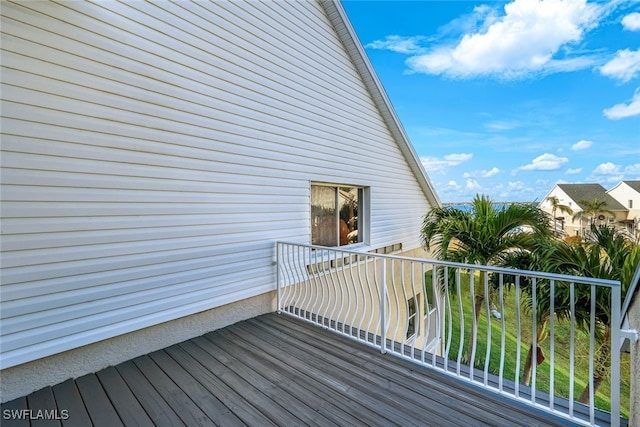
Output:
522,344,534,386
578,327,611,404
521,320,547,386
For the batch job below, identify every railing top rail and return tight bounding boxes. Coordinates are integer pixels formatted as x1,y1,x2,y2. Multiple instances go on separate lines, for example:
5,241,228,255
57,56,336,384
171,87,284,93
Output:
276,241,621,288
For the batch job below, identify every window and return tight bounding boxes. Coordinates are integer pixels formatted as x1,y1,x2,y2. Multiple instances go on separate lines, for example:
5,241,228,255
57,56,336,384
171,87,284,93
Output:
406,295,418,339
311,184,365,247
630,200,633,209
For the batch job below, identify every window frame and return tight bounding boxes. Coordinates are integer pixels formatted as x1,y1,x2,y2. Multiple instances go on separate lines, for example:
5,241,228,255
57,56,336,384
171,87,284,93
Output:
406,295,419,340
310,182,369,248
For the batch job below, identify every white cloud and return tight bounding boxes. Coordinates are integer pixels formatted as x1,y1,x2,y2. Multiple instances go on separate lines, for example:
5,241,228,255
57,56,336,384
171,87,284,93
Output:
625,163,640,176
600,49,640,83
592,162,621,175
445,153,474,163
515,153,569,172
463,167,501,178
566,168,582,174
484,120,519,130
366,35,426,54
588,162,624,183
405,0,601,79
466,179,482,190
622,12,640,31
571,139,592,150
446,180,461,190
421,153,473,174
603,89,640,119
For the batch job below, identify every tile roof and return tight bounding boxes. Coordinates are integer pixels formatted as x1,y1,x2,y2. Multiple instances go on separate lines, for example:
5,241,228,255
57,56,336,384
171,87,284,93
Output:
622,180,640,192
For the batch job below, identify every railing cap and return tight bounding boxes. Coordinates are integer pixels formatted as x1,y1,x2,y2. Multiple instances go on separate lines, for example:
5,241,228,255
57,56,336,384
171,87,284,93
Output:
275,241,621,288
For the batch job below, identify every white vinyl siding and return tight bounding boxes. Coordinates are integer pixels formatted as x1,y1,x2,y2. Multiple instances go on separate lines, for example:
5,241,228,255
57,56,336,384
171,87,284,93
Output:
0,0,434,368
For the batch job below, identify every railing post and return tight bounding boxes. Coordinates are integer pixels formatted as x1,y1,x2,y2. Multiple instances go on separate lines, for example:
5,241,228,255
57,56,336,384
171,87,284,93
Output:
611,283,621,427
276,242,281,314
380,258,387,354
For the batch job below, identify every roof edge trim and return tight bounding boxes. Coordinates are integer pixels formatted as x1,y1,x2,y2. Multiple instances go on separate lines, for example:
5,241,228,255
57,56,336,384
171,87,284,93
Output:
320,0,441,208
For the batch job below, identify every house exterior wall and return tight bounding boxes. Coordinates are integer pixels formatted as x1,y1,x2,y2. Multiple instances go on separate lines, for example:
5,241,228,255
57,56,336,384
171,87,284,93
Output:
539,184,630,238
0,0,436,398
538,186,581,236
608,182,640,237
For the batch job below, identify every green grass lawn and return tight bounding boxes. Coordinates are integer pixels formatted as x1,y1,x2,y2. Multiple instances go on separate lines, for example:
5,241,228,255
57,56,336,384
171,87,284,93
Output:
425,270,630,419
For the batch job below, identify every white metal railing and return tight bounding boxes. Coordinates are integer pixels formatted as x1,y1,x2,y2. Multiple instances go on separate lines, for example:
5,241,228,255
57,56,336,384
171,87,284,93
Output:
276,242,624,427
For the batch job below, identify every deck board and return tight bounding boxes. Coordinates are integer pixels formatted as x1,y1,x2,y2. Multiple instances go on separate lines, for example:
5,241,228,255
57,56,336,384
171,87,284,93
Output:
1,397,29,427
51,379,93,427
132,355,214,427
27,387,61,427
95,366,153,426
115,360,186,427
147,350,245,427
163,344,276,427
76,373,124,427
2,313,607,426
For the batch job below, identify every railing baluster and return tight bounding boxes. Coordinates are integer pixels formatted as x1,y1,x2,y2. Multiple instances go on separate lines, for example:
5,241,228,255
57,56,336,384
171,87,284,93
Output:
337,249,349,334
569,282,575,418
532,277,537,405
514,275,521,398
549,279,555,411
611,284,621,427
456,267,464,376
589,284,596,426
410,261,417,358
380,258,387,354
432,266,439,369
276,242,282,313
444,266,453,368
483,270,491,387
469,269,477,381
498,273,505,393
364,255,376,345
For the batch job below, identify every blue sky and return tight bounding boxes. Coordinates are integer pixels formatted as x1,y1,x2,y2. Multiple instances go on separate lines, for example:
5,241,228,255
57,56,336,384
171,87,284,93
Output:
341,0,640,203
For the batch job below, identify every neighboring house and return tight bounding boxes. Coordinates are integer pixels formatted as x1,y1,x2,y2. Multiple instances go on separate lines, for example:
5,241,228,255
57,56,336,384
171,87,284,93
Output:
0,0,440,401
539,183,628,237
608,180,640,239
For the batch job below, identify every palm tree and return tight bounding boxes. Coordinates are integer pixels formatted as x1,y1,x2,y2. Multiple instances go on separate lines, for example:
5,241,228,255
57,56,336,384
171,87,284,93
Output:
572,198,615,236
546,225,640,403
422,194,551,362
545,196,573,237
497,242,588,386
498,248,550,386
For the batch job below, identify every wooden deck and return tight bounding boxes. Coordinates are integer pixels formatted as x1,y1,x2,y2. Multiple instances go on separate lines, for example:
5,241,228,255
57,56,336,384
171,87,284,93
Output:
2,313,587,426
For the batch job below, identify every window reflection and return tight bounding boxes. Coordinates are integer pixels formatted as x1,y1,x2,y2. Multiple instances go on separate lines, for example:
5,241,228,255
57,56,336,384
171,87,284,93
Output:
311,185,362,247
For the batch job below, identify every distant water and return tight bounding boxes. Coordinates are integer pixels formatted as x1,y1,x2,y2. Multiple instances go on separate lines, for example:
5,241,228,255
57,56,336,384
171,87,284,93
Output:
445,202,534,212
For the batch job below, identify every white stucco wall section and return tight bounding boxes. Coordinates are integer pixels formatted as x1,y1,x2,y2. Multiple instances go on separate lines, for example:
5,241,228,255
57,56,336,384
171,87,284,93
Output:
1,1,436,371
608,182,640,233
538,185,578,235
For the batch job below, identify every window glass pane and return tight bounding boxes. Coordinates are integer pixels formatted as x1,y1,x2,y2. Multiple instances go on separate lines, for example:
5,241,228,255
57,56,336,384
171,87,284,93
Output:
311,186,337,246
339,187,360,245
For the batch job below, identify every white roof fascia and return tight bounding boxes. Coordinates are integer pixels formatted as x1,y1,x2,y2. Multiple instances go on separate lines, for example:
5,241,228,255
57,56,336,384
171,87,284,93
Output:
320,0,441,208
